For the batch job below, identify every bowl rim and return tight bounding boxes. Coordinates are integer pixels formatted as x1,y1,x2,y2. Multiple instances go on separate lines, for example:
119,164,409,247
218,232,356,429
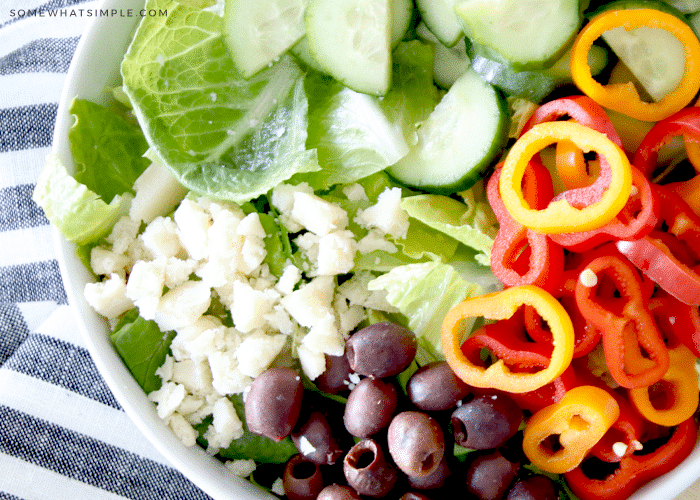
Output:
50,1,274,499
49,1,700,499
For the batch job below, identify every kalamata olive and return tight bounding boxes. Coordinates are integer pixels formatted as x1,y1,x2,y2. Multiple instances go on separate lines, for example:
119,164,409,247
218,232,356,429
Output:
345,322,417,378
317,484,361,500
344,377,398,437
400,493,432,500
245,367,303,441
387,411,445,477
506,475,558,500
466,450,521,500
407,361,471,411
451,394,523,450
343,439,398,498
282,454,324,500
406,455,450,490
316,353,354,394
292,411,344,465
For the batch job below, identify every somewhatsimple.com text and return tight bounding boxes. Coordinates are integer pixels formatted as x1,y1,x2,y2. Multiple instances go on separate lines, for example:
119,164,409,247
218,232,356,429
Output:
9,8,168,18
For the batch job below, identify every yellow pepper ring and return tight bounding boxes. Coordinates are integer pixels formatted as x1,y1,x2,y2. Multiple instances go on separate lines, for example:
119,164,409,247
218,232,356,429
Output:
441,285,575,394
499,121,632,234
571,9,700,122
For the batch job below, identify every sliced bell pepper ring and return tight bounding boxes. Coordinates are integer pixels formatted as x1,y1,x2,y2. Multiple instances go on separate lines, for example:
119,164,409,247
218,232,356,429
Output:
441,285,575,394
520,96,623,190
487,164,565,293
565,417,699,500
570,9,700,122
648,291,700,358
549,165,660,252
666,174,700,217
633,106,700,177
499,121,632,234
590,389,646,464
505,366,579,414
615,184,700,305
574,254,670,389
628,344,699,427
553,270,602,358
522,385,620,474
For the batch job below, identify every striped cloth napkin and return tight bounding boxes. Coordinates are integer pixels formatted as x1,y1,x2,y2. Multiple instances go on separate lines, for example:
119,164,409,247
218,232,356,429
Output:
0,1,211,498
1,1,699,500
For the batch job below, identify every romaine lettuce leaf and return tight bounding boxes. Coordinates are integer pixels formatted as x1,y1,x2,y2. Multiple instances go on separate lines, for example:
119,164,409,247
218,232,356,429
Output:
69,98,150,203
368,261,482,362
32,154,132,245
121,0,319,203
111,309,176,394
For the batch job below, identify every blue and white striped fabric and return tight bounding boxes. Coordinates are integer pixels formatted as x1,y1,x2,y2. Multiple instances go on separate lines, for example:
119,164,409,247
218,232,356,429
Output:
0,1,211,498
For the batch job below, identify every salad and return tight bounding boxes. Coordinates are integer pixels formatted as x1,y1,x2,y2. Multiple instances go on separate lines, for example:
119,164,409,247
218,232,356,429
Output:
34,0,700,499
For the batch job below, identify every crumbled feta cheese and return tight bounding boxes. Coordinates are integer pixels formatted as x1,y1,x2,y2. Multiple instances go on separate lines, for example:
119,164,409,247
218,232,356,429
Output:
205,397,244,450
106,216,140,254
230,280,275,333
271,478,285,496
140,216,182,258
90,247,130,278
291,192,349,236
208,350,252,395
237,212,266,239
84,273,133,319
612,441,628,457
271,183,314,214
281,276,335,327
342,183,368,201
356,229,398,255
302,313,345,357
276,264,301,295
297,344,326,381
172,359,214,396
263,305,295,336
171,316,225,361
239,237,266,275
174,199,211,260
225,459,257,477
298,436,317,456
168,412,198,447
164,258,198,289
154,280,212,331
294,232,320,266
148,381,186,419
126,259,167,320
317,230,356,276
356,187,409,239
235,332,287,378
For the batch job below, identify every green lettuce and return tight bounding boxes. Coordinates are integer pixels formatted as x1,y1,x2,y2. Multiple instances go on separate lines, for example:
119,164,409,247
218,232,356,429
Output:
111,309,176,394
69,98,150,203
32,154,132,245
121,0,319,203
368,261,482,362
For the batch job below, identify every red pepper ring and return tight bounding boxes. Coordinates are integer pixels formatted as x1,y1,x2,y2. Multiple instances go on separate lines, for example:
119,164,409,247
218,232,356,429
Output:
574,255,670,389
648,291,700,358
565,418,699,500
616,185,700,305
500,121,632,234
633,106,700,177
549,165,660,252
487,165,565,293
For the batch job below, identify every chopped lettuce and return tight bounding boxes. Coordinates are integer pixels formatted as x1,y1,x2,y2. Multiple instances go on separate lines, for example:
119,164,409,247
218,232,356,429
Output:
121,0,319,203
111,309,176,394
33,154,132,245
368,261,482,362
69,98,150,203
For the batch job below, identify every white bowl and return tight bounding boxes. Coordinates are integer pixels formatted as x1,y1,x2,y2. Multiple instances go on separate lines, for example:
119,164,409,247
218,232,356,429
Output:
50,1,700,499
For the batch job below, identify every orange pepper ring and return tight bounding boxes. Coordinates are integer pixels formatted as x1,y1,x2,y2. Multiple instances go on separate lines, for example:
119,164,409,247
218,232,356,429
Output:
441,285,575,393
571,9,700,122
500,121,632,234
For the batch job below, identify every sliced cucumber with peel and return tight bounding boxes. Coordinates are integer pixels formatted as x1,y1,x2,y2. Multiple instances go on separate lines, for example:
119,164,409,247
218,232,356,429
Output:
455,0,581,70
224,0,309,78
416,22,471,89
416,0,464,47
601,25,686,102
387,68,508,192
306,0,392,96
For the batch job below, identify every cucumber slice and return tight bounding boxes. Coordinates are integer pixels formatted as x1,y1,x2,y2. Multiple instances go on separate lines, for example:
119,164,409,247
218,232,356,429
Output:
455,0,581,71
387,68,508,192
416,22,471,88
306,0,392,96
290,36,328,73
224,0,309,78
662,0,700,13
601,25,686,101
416,0,464,47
